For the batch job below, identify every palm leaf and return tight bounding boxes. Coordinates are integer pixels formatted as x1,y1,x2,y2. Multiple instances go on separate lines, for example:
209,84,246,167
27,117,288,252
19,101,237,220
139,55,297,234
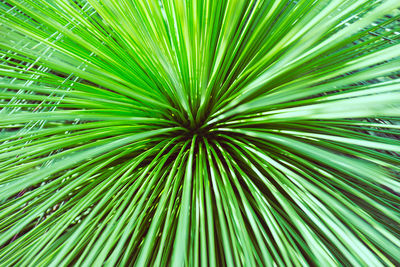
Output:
1,0,400,266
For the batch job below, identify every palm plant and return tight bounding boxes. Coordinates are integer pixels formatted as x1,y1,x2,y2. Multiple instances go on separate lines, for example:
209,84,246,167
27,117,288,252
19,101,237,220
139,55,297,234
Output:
1,0,400,265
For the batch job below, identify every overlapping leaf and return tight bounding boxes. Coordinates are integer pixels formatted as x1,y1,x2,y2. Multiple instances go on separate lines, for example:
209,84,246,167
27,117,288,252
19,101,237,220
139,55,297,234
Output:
1,0,400,266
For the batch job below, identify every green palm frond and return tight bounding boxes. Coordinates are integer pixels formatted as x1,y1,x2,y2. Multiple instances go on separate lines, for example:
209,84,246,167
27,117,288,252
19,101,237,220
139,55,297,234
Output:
1,0,400,266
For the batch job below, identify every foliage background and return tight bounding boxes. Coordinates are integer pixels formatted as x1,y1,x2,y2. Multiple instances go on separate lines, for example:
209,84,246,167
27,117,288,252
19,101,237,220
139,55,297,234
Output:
1,0,400,266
